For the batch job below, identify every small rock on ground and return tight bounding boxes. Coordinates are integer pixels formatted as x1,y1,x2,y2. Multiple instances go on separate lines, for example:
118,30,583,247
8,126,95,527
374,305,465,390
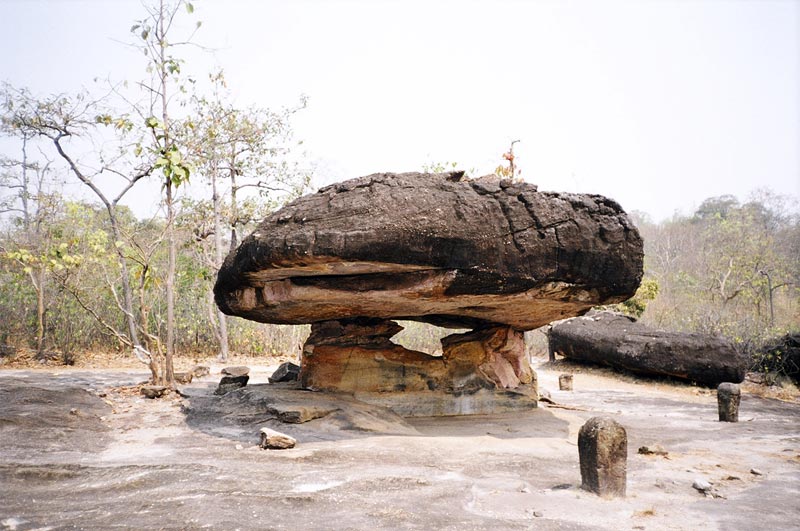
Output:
259,427,296,450
140,385,169,399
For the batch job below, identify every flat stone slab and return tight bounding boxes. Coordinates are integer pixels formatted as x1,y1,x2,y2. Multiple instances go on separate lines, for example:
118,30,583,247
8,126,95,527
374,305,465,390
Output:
353,387,537,417
221,366,250,377
185,384,421,439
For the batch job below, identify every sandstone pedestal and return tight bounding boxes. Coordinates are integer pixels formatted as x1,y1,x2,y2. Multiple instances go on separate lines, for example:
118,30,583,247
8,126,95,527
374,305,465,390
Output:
298,318,537,416
717,382,741,422
578,416,627,497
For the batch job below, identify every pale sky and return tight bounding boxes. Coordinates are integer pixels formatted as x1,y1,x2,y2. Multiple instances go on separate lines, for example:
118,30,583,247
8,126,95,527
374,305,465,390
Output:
1,0,798,221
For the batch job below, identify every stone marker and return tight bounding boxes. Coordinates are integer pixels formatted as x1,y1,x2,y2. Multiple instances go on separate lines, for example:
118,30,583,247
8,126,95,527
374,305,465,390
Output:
717,382,741,422
558,374,573,391
578,416,627,497
269,361,301,384
259,427,296,449
215,366,250,395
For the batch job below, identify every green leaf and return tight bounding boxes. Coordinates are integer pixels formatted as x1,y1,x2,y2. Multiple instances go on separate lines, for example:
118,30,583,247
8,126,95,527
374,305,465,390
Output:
186,2,194,14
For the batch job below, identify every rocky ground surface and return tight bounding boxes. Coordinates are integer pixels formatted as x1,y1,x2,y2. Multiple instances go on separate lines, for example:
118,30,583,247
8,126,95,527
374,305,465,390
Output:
1,361,798,531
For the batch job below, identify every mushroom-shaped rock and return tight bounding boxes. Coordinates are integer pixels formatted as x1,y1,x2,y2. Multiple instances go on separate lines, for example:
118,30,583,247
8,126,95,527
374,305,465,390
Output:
214,172,644,330
214,172,643,414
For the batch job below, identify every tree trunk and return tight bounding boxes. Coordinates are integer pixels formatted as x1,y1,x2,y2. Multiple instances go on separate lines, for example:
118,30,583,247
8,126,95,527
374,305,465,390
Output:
229,154,238,252
35,266,45,356
159,0,175,386
21,134,30,231
211,170,230,360
165,179,176,385
107,210,143,349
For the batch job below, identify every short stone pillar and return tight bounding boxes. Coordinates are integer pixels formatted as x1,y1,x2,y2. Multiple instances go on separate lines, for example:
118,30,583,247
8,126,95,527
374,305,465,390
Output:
717,382,741,422
215,366,250,395
558,374,573,391
578,416,627,497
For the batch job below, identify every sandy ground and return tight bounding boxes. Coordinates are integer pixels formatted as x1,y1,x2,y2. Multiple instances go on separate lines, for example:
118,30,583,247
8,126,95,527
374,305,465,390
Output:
0,360,798,531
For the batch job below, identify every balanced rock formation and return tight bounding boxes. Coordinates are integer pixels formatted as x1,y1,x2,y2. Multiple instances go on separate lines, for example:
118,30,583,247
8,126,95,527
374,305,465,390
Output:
549,311,747,387
215,172,643,330
214,172,644,412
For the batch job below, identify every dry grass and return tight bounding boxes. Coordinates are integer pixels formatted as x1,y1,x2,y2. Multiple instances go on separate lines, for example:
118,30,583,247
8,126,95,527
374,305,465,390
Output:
741,379,800,402
633,508,657,518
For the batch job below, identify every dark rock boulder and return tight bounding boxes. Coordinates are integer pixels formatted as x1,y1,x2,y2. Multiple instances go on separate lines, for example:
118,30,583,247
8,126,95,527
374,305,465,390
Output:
214,172,644,330
268,361,301,384
215,367,250,395
549,311,747,387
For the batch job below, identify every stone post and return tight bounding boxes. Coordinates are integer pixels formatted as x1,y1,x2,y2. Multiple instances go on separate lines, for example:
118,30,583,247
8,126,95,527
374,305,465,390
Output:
559,374,573,391
578,416,627,497
717,382,741,422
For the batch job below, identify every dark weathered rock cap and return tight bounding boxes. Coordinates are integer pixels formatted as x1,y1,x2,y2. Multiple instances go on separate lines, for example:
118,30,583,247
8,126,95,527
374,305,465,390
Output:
215,172,644,330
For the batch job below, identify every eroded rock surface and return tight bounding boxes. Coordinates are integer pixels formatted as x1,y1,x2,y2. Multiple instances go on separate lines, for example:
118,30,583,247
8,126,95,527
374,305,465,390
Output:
549,311,748,387
300,317,536,396
214,171,644,330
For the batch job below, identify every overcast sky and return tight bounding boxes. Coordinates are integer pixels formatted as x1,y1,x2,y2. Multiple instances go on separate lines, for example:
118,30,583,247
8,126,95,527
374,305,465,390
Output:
1,0,798,221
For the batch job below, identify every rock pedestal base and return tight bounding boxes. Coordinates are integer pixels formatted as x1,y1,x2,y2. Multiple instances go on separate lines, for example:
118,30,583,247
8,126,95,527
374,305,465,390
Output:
298,318,537,416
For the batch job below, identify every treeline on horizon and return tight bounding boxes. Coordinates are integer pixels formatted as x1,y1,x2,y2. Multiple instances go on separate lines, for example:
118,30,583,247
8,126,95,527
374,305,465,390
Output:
1,178,797,369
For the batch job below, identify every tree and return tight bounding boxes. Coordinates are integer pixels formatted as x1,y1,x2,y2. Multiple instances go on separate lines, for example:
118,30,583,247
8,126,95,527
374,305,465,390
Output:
0,137,56,356
0,0,203,382
0,86,154,357
187,70,310,360
130,0,198,384
640,191,799,354
495,140,521,179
